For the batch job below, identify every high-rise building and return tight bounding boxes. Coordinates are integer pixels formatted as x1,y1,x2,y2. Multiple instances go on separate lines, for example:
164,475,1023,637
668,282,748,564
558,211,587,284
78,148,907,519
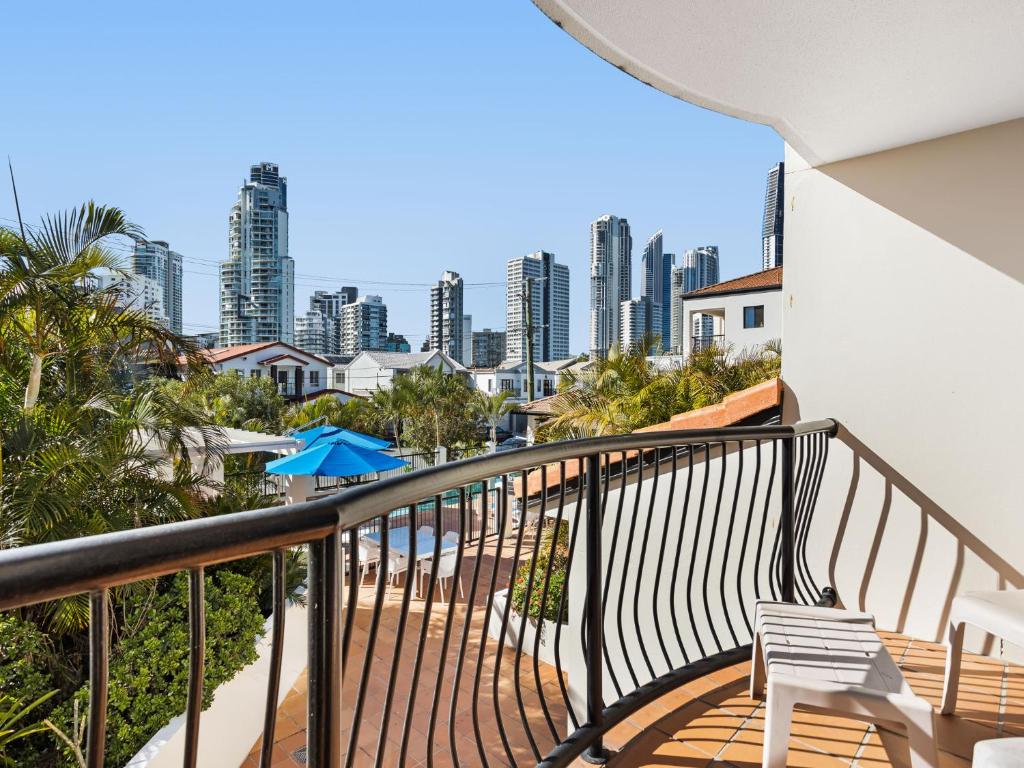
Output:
428,270,465,363
472,329,507,368
762,162,784,270
620,297,652,351
219,162,294,346
681,246,720,293
462,315,473,366
505,251,570,363
669,265,685,353
132,239,183,334
589,215,631,358
640,231,673,350
676,246,721,353
294,288,358,355
338,295,388,355
90,270,167,326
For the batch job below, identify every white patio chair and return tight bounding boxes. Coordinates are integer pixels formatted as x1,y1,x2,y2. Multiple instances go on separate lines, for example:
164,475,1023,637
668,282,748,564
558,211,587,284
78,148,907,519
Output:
941,589,1024,715
357,538,380,585
384,551,409,601
420,541,463,604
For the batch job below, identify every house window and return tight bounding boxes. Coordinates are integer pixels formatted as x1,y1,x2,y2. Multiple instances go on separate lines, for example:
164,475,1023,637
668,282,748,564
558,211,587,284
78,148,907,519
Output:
500,379,514,392
278,371,288,384
334,371,344,386
743,305,765,329
310,371,320,387
251,369,261,378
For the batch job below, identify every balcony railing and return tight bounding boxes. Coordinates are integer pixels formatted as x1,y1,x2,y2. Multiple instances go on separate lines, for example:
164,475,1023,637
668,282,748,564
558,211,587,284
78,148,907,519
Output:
691,334,725,353
0,419,837,767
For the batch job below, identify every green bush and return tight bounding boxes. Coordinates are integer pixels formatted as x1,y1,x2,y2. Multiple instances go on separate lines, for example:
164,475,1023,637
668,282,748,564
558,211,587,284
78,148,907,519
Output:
52,570,264,766
0,616,59,765
510,521,569,623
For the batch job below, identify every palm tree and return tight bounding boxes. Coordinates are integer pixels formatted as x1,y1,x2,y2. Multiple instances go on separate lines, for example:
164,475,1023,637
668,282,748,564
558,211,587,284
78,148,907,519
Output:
0,203,204,411
473,390,515,451
367,385,407,449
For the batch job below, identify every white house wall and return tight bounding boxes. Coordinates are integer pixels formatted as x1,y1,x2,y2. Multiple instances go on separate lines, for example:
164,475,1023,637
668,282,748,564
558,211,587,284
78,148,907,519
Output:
781,119,1024,654
683,289,781,359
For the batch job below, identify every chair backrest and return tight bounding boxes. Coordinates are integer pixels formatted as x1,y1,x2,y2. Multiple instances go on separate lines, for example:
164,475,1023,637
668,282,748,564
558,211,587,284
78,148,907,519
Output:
417,525,434,536
434,549,458,578
359,538,380,560
442,531,460,544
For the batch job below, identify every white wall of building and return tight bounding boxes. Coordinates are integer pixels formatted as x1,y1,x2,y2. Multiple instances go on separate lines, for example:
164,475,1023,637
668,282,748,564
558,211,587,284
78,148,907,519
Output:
782,119,1024,651
682,288,781,359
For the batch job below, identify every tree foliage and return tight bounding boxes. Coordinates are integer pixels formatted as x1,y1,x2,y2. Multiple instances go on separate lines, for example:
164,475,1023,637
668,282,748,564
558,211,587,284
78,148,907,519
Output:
51,571,264,767
538,337,781,441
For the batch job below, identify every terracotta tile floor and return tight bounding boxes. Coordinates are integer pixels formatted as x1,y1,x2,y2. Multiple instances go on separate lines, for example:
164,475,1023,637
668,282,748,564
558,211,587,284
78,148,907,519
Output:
241,532,1024,767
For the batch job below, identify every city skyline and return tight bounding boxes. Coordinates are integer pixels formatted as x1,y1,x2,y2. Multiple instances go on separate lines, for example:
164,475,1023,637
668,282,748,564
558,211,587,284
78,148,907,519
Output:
2,3,780,355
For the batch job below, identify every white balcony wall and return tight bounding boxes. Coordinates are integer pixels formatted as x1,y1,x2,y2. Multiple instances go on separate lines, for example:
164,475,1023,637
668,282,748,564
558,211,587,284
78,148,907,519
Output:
682,289,782,360
781,119,1024,654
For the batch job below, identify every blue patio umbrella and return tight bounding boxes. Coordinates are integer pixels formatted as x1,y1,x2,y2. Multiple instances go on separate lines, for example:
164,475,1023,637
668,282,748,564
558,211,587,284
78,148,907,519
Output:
292,425,390,451
266,442,408,477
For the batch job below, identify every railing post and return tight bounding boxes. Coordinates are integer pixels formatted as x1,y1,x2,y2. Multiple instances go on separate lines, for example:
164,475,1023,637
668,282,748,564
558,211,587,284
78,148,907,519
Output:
583,453,609,764
781,435,796,603
307,533,342,767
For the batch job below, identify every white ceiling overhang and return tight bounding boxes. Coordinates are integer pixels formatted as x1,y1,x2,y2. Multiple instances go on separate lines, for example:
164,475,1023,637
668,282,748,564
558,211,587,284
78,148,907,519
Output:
532,0,1024,165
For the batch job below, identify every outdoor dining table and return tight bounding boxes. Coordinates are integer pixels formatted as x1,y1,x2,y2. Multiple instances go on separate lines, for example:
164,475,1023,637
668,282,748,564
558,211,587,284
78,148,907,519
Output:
362,526,458,562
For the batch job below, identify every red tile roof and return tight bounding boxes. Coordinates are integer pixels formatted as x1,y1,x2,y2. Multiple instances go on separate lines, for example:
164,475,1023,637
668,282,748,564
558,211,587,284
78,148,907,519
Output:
685,266,782,297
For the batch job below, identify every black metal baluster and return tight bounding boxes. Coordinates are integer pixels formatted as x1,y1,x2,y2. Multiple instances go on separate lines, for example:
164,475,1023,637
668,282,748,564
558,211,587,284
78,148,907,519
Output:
345,517,388,768
308,539,323,768
375,507,416,767
599,452,627,701
736,442,762,635
399,497,443,767
259,551,287,768
323,532,342,766
756,440,778,601
87,589,109,768
632,447,660,680
184,567,205,768
668,447,695,663
614,451,642,690
472,475,509,766
553,460,584,731
652,445,679,670
780,435,796,603
700,443,728,652
342,530,359,674
533,465,566,743
492,470,535,763
799,433,830,597
428,488,468,768
449,483,490,768
583,452,609,764
685,443,711,658
718,442,744,647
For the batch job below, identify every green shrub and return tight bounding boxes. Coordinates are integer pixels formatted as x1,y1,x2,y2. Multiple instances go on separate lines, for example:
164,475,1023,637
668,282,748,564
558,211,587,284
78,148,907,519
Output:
52,570,264,766
0,616,59,765
510,521,569,623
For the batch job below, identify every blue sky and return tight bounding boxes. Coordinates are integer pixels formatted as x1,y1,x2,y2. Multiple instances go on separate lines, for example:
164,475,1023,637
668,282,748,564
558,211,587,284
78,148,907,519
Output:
1,1,781,353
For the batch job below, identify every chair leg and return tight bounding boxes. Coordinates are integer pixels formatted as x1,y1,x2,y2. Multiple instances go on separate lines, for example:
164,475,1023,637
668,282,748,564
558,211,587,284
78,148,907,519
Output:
750,630,766,700
762,682,793,768
940,620,965,715
439,579,446,605
904,707,939,768
459,576,464,599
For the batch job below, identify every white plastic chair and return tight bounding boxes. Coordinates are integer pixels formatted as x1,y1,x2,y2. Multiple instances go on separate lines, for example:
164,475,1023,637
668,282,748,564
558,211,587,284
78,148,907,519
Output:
384,551,409,600
357,538,380,585
420,532,463,604
942,589,1024,715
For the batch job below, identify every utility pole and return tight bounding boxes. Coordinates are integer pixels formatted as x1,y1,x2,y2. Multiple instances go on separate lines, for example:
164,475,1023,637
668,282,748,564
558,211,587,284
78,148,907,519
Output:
522,277,536,402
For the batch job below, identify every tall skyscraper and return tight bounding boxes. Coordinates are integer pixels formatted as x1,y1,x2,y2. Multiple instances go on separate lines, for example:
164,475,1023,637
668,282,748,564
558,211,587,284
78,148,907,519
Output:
673,246,721,353
428,270,465,363
620,297,652,351
762,162,784,270
339,295,388,355
90,270,167,327
295,288,358,355
589,215,632,358
669,265,685,353
219,162,294,346
640,231,673,350
505,251,570,363
681,246,720,293
132,239,183,334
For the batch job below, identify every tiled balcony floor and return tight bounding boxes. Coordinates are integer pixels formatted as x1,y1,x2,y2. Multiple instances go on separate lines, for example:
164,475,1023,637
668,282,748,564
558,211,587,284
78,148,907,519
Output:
242,538,1023,767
